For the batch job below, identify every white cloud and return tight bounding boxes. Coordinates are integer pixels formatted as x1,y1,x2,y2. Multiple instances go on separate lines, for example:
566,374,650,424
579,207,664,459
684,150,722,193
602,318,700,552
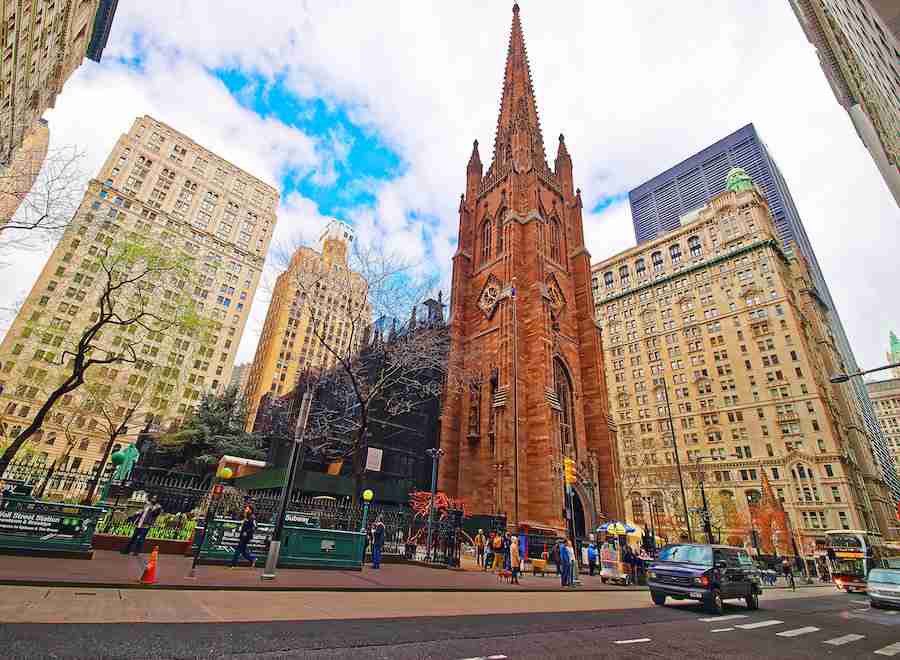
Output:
2,0,898,372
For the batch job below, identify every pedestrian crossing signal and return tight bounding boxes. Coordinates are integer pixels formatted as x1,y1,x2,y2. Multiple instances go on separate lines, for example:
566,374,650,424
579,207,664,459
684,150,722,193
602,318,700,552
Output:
564,457,576,485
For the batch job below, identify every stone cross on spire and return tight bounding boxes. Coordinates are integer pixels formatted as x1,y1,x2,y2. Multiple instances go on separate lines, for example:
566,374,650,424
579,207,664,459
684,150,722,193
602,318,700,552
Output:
490,3,548,175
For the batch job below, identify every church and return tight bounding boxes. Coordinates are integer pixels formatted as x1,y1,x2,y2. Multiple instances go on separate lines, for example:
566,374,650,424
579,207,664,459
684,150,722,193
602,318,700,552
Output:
438,4,621,536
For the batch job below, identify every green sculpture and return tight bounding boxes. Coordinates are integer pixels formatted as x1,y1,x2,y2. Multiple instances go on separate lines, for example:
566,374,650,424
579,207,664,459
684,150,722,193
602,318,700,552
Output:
112,443,140,481
726,167,755,193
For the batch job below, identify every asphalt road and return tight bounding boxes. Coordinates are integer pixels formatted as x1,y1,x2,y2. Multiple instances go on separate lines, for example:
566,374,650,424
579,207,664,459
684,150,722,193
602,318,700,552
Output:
1,590,892,659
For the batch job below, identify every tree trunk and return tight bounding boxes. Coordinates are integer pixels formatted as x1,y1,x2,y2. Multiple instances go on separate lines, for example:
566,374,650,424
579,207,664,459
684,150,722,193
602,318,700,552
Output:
0,373,84,477
81,428,119,505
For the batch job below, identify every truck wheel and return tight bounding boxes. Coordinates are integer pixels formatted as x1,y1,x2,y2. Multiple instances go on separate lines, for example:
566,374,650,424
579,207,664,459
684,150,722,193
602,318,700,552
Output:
706,589,724,615
651,592,666,606
745,593,759,610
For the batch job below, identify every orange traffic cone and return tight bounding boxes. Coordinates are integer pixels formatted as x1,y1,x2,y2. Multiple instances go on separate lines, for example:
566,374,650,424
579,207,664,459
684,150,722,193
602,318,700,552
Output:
140,546,159,585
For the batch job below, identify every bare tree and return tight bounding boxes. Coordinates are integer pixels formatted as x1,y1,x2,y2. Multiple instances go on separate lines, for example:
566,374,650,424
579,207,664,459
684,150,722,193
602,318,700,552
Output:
269,236,446,499
1,122,84,245
0,238,204,476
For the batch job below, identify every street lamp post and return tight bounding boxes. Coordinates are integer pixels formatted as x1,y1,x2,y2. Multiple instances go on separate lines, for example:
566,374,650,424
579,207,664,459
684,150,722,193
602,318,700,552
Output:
261,382,314,581
425,447,445,562
657,378,693,542
360,488,374,532
830,362,900,384
188,465,233,578
686,454,715,544
641,495,656,553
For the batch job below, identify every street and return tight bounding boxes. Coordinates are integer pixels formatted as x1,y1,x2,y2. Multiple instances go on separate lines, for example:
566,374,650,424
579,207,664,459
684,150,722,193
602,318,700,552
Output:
0,587,891,659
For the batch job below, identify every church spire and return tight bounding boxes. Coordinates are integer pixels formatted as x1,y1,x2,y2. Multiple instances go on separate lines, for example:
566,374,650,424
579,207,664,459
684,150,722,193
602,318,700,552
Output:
491,3,548,173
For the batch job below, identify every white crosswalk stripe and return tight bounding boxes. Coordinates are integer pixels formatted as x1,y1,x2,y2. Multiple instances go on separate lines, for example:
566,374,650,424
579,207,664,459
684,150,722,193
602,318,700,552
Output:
777,626,820,638
614,638,651,644
699,615,749,622
710,627,734,633
875,642,900,656
735,620,784,629
823,634,865,646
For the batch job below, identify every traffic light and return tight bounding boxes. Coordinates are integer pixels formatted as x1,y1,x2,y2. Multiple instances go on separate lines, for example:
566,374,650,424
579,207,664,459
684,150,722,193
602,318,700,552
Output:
564,457,577,485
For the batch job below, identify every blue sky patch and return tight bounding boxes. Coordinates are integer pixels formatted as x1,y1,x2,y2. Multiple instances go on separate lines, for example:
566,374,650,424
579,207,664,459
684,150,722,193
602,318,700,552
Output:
592,191,629,214
213,68,402,219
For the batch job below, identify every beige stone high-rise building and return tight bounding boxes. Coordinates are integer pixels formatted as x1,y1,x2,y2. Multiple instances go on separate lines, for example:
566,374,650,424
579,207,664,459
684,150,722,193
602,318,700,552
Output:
868,378,900,482
244,220,369,427
591,169,896,554
0,115,278,476
1,118,48,227
1,0,118,165
790,0,900,205
229,362,251,399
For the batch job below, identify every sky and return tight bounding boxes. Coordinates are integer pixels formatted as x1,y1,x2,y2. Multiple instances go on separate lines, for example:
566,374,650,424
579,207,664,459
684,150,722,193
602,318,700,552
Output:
2,1,898,374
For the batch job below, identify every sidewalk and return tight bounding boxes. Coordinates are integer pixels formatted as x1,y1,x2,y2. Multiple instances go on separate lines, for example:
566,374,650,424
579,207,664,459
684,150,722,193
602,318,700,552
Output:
0,551,838,592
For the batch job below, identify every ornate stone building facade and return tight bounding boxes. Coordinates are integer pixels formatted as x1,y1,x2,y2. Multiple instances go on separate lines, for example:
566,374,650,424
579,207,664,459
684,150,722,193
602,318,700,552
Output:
593,171,897,549
438,5,619,535
868,377,900,484
1,0,118,165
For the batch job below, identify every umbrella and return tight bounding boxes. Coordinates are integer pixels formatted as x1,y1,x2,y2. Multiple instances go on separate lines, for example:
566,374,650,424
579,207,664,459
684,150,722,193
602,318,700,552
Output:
598,521,637,535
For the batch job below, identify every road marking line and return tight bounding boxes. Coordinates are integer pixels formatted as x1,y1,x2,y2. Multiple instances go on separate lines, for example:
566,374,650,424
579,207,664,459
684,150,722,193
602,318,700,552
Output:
699,614,749,622
777,627,820,637
459,656,508,660
824,634,865,646
614,638,651,644
735,620,784,629
711,627,734,633
875,642,900,656
886,611,900,616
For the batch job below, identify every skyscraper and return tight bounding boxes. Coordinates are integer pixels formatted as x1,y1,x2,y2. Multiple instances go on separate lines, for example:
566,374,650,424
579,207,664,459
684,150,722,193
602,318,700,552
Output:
0,0,119,165
789,0,900,205
243,220,369,427
439,4,619,533
0,115,277,474
629,123,900,501
0,119,49,228
595,171,896,543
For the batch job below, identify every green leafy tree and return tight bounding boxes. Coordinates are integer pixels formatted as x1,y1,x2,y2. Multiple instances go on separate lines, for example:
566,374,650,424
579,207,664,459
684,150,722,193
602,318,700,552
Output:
159,384,265,475
0,239,203,476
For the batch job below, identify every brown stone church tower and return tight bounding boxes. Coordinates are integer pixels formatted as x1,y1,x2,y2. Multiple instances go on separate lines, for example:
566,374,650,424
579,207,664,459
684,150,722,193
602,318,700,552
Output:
439,4,621,534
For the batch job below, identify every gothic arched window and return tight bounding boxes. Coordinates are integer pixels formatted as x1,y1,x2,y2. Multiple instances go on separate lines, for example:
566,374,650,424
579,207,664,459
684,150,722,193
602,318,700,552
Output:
549,217,562,262
635,258,646,277
496,208,505,254
554,357,576,458
481,219,492,263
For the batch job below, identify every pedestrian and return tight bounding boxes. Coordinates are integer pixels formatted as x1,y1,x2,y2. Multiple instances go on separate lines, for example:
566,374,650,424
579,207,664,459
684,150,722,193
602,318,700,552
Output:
551,539,561,575
503,532,512,571
565,538,578,586
484,532,494,571
510,537,521,584
782,558,795,591
371,516,386,569
587,541,598,576
229,505,257,568
559,543,569,587
492,532,504,571
121,495,163,556
474,529,486,567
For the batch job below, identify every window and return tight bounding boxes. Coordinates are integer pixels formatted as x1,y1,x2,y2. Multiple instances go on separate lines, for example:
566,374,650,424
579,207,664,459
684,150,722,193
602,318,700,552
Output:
669,244,682,265
824,464,834,477
481,220,492,263
549,218,562,262
495,207,505,254
604,271,614,289
688,236,701,258
554,358,576,458
652,251,664,273
619,265,630,287
635,258,646,277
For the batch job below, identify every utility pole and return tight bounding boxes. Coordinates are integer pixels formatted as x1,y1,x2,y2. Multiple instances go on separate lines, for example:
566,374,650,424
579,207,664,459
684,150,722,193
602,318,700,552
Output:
659,378,692,542
262,381,314,581
425,447,445,562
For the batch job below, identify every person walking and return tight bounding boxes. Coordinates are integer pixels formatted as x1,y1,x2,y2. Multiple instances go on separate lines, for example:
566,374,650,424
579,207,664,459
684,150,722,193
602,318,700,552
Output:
229,506,257,568
484,532,494,571
510,537,522,584
565,539,578,587
474,529,486,567
782,558,795,591
371,516,386,569
587,541,598,576
492,532,504,571
503,532,512,571
121,495,162,556
552,539,562,576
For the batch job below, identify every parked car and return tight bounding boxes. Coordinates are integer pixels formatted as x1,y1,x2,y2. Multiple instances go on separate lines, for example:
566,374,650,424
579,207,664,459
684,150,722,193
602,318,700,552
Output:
868,568,900,609
647,543,762,615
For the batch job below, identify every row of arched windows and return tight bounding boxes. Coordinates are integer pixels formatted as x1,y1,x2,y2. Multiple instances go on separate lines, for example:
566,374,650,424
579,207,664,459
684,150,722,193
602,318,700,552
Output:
602,236,703,289
479,211,564,265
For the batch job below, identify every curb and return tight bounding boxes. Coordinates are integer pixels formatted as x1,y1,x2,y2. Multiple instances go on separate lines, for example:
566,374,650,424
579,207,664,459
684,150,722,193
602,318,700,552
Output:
0,578,836,593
